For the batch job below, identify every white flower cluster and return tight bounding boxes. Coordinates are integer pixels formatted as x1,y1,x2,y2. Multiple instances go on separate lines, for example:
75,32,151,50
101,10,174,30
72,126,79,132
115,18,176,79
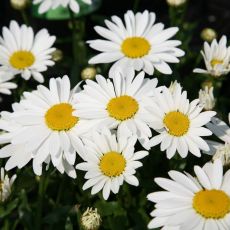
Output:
0,8,230,230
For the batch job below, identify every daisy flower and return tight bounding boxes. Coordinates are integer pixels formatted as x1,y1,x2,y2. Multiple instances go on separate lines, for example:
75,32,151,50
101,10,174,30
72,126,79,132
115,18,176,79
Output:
73,70,158,149
206,115,230,165
0,72,17,95
0,76,93,178
147,82,216,158
88,10,184,77
0,167,16,202
147,159,230,229
193,35,230,77
33,0,92,14
76,129,148,200
0,20,56,83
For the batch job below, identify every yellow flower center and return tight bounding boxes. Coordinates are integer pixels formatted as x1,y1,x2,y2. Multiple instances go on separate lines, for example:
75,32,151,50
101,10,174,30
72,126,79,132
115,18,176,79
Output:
121,37,151,58
211,59,223,68
107,95,139,121
45,103,78,131
99,151,126,177
193,189,230,219
9,50,35,70
163,111,190,137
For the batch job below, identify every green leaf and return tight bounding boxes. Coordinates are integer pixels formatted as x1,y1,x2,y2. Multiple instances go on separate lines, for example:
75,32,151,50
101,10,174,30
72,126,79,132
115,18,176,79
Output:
43,205,71,225
95,200,125,217
0,198,18,218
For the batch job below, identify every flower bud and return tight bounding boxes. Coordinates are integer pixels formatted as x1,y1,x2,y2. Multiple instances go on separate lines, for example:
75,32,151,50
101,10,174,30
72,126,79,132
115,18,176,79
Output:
81,207,101,230
81,67,97,80
51,49,63,62
10,0,29,10
201,28,217,42
0,168,17,202
166,0,186,7
199,86,215,110
213,143,230,167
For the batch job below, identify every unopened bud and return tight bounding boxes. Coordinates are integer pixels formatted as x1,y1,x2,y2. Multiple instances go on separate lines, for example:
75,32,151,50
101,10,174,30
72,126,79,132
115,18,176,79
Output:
201,28,217,42
81,67,97,80
51,49,63,62
10,0,29,10
81,207,101,230
166,0,186,7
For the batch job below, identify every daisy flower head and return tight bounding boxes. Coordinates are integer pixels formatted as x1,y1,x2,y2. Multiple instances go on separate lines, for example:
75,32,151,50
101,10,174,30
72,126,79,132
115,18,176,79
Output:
33,0,92,14
0,75,93,178
76,129,149,200
194,35,230,77
0,72,17,95
0,167,16,202
0,20,56,83
147,82,216,158
73,70,158,149
147,159,230,229
88,10,185,77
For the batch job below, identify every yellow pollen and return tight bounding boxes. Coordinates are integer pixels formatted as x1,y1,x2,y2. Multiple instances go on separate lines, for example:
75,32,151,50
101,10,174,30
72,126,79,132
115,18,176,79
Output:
45,103,78,131
107,95,139,121
193,189,230,219
9,50,35,70
163,111,190,137
99,151,126,177
121,37,151,58
211,59,223,68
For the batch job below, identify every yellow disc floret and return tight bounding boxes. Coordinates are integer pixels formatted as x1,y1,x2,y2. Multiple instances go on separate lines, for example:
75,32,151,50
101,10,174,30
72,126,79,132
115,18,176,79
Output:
45,103,78,131
9,51,35,69
121,37,151,58
193,189,230,219
99,151,126,177
163,111,190,137
211,59,223,68
107,95,139,121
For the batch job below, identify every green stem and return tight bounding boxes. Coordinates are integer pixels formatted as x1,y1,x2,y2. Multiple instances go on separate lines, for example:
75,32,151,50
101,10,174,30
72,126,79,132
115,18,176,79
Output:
35,175,46,230
68,8,85,85
3,219,9,230
55,178,65,204
21,9,29,25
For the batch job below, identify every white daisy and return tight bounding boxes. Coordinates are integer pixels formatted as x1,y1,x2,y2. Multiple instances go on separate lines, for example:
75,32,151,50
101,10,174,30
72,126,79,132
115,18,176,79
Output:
147,159,230,230
0,167,16,202
88,10,184,77
76,129,148,200
147,82,216,158
0,20,56,83
0,72,17,95
0,75,94,178
194,35,230,77
33,0,92,14
206,115,230,165
73,70,158,149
